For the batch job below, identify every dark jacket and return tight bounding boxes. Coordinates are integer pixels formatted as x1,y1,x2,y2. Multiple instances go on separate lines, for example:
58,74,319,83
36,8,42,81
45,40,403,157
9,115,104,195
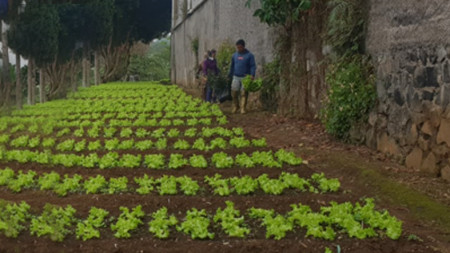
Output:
203,58,219,76
228,49,256,78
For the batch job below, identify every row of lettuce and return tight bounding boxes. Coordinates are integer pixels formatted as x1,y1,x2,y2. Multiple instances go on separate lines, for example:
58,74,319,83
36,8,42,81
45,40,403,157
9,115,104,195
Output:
0,168,340,196
0,148,302,169
0,199,402,242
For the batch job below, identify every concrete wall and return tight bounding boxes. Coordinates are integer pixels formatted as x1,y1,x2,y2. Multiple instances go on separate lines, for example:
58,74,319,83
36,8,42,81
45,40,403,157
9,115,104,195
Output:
365,0,450,180
171,0,276,90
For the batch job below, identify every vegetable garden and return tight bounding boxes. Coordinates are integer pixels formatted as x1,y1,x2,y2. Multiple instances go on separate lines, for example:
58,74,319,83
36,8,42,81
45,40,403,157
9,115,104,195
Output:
0,82,432,252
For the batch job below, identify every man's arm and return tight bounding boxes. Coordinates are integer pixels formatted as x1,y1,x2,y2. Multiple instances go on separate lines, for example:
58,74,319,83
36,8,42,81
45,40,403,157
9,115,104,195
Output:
249,54,256,77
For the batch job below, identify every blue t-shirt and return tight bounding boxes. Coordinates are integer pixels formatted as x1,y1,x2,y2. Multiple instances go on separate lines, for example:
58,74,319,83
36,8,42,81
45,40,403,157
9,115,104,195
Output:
229,50,256,78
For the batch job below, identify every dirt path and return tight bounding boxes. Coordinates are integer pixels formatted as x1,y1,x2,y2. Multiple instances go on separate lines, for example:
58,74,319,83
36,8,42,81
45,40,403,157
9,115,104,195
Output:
222,102,450,252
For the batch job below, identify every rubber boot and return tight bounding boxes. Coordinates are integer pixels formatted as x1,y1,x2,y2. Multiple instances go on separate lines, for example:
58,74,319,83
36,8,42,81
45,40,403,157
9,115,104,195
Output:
240,90,248,114
231,90,240,114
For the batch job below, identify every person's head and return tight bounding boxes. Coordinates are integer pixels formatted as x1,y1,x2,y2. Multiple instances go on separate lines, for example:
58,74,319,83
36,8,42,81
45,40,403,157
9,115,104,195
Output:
236,39,246,53
208,49,216,58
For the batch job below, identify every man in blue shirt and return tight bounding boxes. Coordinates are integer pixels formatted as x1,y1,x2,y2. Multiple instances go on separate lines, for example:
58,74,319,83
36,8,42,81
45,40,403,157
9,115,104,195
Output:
228,39,256,114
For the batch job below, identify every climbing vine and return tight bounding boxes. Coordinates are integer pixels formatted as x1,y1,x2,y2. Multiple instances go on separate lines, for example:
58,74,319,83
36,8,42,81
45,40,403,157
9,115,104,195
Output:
321,0,376,141
246,0,311,30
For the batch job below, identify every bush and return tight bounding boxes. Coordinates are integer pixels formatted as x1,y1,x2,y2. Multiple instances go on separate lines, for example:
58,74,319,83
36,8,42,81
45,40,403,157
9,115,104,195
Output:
321,55,376,140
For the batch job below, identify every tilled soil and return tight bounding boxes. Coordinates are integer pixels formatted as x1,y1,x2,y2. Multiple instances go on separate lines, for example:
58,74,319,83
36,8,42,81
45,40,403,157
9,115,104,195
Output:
0,100,449,253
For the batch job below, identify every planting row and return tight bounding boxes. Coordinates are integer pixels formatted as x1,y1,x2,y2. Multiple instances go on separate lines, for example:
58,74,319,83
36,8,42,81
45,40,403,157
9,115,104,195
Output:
12,110,224,120
0,199,402,242
0,168,339,196
2,136,267,153
0,149,302,169
1,126,249,141
0,116,228,133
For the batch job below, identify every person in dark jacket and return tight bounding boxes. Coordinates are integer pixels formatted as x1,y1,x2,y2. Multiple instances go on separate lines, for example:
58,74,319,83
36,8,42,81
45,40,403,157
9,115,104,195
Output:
203,49,220,103
228,39,256,114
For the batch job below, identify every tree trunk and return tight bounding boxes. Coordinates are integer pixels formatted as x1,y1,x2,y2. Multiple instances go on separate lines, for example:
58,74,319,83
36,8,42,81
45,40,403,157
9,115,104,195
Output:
31,59,36,104
16,54,22,109
27,59,33,105
71,59,77,92
85,46,91,87
94,51,100,85
39,69,45,103
82,45,90,87
101,42,132,83
82,54,86,87
1,20,11,106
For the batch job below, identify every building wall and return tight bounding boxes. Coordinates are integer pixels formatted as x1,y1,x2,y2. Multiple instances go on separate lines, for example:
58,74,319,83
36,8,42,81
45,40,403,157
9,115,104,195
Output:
365,0,450,180
171,0,276,89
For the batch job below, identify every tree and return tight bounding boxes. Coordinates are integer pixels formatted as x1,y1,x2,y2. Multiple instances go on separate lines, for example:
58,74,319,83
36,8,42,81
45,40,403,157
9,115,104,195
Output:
8,1,60,104
0,0,22,108
101,0,171,83
246,0,314,118
128,38,170,81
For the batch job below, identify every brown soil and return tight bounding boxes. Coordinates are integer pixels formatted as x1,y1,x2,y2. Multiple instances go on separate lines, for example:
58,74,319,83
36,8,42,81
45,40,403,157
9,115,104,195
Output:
1,100,450,253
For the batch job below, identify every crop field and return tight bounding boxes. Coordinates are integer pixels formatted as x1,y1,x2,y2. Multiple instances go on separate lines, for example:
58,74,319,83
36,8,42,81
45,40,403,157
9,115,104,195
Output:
0,82,432,253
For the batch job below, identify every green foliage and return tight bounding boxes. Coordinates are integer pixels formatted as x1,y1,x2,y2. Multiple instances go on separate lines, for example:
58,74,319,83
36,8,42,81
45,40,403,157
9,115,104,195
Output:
214,201,250,238
275,149,303,166
257,174,285,195
148,207,178,239
326,0,366,57
229,137,251,148
30,204,76,242
215,41,235,78
53,175,83,197
111,205,145,239
108,177,128,194
0,201,31,238
211,152,234,169
191,37,199,56
168,154,188,169
246,0,311,28
177,208,214,239
189,154,208,168
38,172,61,191
205,174,231,196
84,175,108,194
177,176,200,196
134,175,155,195
8,2,61,67
135,140,153,151
8,170,37,193
0,168,15,186
128,38,171,81
144,154,165,170
242,75,263,92
249,207,293,240
235,153,255,168
156,175,178,195
321,56,376,140
230,176,258,195
173,139,190,150
311,173,341,193
251,138,267,147
76,207,109,241
119,154,142,168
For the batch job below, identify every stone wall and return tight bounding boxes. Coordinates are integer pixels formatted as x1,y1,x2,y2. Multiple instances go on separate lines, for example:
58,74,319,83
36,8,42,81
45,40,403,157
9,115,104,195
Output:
365,0,450,181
